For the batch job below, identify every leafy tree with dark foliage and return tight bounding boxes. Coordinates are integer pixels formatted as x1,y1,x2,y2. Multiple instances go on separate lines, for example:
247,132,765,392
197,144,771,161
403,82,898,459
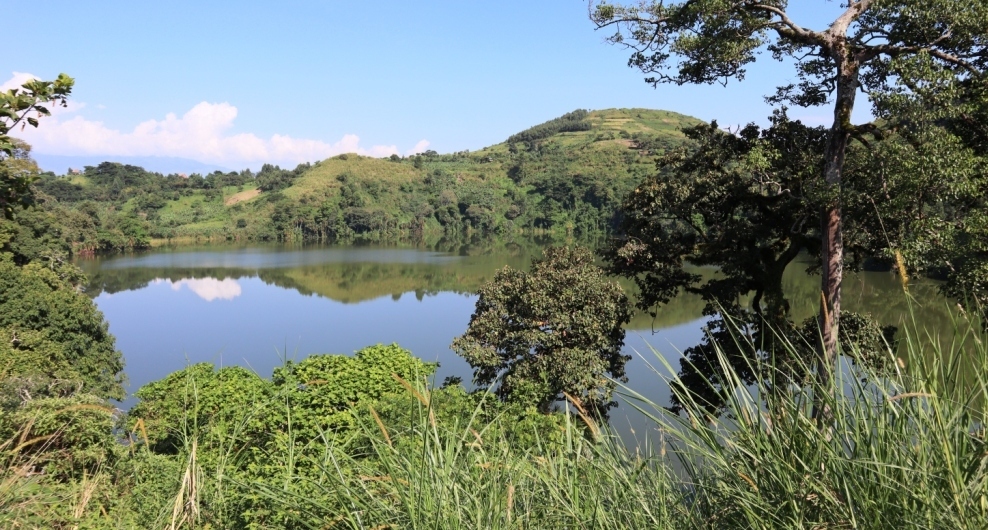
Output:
452,246,632,417
604,112,894,413
0,256,124,402
606,113,824,322
865,73,988,322
592,0,988,414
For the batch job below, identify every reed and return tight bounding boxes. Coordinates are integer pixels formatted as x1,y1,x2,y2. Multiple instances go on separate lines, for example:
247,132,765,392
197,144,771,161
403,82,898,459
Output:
250,304,988,529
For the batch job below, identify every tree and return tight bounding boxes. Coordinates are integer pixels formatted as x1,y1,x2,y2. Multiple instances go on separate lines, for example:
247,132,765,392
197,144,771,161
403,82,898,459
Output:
452,246,632,416
591,1,987,405
864,72,988,321
605,111,895,413
0,73,74,218
0,257,125,402
606,113,822,320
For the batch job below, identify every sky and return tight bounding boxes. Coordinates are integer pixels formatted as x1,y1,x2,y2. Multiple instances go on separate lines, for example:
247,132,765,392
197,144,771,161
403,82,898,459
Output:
5,1,857,172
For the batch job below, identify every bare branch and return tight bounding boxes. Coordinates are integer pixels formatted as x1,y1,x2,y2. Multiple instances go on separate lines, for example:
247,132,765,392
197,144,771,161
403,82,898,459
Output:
747,4,824,45
929,49,982,75
830,0,875,35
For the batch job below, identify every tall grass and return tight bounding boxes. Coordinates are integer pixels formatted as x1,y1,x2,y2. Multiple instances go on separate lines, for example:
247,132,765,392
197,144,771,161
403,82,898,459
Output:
248,392,684,529
248,307,988,529
623,307,988,529
3,306,986,529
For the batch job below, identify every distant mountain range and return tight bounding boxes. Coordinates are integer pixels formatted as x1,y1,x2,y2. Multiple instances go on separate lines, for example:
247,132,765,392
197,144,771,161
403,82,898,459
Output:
33,154,235,175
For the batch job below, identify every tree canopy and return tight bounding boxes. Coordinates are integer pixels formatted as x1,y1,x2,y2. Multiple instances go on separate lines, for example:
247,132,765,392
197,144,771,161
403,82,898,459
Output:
604,111,898,412
865,71,988,319
452,246,632,416
606,112,823,318
592,0,988,392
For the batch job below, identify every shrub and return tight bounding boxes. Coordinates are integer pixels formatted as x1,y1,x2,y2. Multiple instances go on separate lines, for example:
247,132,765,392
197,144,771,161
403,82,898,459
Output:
452,246,631,415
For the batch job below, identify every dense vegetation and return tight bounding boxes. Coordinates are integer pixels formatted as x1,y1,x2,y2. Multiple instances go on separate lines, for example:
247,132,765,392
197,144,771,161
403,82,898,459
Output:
25,108,699,249
3,0,988,524
3,305,986,528
593,0,988,413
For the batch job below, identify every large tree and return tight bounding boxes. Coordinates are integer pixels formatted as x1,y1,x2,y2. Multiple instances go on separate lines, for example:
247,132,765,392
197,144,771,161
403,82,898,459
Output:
591,1,987,401
866,70,988,320
605,111,895,413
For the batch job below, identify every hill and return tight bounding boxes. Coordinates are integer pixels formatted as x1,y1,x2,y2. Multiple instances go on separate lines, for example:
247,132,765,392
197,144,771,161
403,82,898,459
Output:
30,108,703,249
33,154,232,175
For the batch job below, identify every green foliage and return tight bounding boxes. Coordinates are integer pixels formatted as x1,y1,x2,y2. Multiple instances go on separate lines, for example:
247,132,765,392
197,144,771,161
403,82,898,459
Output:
368,384,567,453
505,109,591,145
591,1,986,97
864,73,988,320
0,73,73,218
593,0,988,384
0,200,73,266
453,246,631,415
129,344,437,453
605,113,827,315
129,364,274,454
124,344,438,528
272,344,437,438
0,257,124,401
255,163,309,192
5,319,988,528
195,313,988,529
251,380,654,530
2,394,122,480
603,112,909,412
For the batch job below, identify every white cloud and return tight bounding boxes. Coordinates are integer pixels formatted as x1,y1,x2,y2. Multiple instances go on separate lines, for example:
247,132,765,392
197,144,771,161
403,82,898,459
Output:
405,139,431,156
155,277,243,301
4,72,425,168
0,72,37,92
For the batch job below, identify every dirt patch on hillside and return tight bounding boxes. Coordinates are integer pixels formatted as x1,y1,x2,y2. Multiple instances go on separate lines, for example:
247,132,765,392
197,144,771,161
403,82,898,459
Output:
225,188,261,206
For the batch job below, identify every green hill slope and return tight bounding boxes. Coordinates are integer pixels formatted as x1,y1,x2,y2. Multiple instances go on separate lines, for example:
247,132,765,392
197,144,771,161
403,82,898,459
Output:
226,108,701,241
33,108,703,247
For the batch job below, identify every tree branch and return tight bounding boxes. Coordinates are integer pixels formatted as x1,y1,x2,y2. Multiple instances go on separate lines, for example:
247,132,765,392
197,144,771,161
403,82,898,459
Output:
747,4,823,46
831,0,875,35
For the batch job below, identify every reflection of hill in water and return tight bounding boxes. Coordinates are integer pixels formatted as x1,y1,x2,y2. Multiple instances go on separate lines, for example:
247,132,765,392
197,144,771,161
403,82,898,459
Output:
257,240,539,304
782,256,956,333
76,244,958,334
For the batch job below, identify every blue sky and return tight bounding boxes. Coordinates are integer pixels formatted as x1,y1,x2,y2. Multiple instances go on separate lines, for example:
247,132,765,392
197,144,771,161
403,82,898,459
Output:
6,1,854,171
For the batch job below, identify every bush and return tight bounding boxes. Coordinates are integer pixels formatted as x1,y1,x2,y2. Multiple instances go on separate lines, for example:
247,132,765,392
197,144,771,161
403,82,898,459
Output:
3,394,122,480
0,258,124,401
452,246,632,415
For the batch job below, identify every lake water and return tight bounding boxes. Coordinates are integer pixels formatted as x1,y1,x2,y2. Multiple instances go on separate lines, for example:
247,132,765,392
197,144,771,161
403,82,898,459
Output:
74,239,955,432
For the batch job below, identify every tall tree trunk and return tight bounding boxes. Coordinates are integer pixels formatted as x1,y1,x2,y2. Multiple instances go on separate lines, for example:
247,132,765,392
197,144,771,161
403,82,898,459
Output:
815,61,857,420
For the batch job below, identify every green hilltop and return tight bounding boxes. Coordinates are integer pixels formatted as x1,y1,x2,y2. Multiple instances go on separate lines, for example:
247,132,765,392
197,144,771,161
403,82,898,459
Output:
32,108,703,249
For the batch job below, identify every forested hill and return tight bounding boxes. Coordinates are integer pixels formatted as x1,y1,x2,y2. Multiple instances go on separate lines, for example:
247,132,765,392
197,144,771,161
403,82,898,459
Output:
29,108,702,250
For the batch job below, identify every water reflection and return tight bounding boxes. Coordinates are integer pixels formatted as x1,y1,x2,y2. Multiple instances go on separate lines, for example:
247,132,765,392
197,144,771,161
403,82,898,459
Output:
101,247,462,270
74,240,962,431
156,278,244,301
